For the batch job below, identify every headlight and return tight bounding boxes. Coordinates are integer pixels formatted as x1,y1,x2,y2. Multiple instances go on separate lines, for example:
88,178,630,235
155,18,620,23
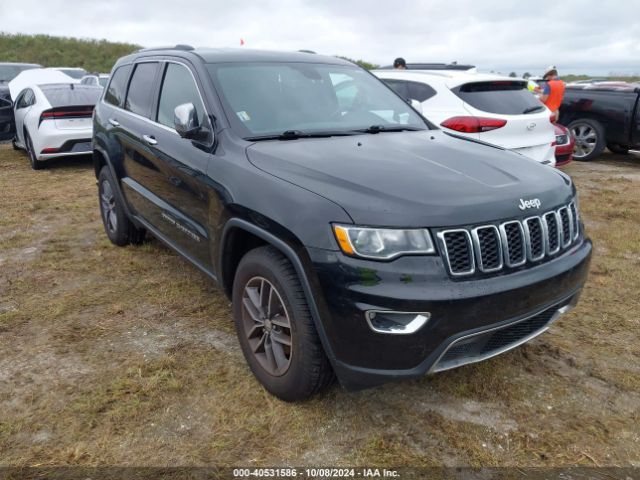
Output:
333,225,435,260
555,134,569,145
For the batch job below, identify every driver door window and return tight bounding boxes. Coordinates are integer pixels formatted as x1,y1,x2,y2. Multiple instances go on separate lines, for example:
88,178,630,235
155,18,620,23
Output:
157,63,207,130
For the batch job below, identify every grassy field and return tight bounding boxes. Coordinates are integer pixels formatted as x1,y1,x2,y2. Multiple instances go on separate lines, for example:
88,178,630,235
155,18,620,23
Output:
0,143,639,468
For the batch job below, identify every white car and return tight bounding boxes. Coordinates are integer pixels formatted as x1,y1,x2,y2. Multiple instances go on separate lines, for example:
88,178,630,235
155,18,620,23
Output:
80,74,110,88
12,83,101,169
374,70,556,166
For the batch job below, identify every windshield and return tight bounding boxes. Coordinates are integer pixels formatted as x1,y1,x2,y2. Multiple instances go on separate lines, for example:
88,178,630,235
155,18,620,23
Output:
207,62,428,138
0,64,39,83
98,77,109,87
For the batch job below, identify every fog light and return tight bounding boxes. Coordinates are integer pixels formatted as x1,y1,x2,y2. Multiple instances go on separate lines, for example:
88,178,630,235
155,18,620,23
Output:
365,310,430,335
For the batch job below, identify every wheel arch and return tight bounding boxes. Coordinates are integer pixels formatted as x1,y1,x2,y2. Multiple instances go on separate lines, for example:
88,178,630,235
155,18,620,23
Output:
561,113,608,131
219,218,337,366
93,145,137,221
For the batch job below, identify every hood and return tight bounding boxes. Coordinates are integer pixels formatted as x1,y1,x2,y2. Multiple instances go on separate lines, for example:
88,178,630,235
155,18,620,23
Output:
246,130,574,227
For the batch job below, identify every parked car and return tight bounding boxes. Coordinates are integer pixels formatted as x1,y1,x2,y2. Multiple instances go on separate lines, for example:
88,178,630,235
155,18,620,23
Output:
567,78,607,85
374,70,557,166
80,74,110,88
93,46,591,401
53,67,87,80
559,83,640,160
12,83,101,169
0,62,42,140
554,123,574,167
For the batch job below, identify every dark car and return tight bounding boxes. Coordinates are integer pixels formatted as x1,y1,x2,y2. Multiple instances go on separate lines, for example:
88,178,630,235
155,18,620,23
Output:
559,82,640,160
92,46,591,401
0,62,42,140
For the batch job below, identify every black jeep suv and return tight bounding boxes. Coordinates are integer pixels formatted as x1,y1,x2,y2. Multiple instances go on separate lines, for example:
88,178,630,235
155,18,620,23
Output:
92,46,591,401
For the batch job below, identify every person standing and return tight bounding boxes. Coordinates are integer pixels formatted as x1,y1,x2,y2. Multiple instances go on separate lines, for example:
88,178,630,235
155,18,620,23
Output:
393,58,407,70
540,65,565,121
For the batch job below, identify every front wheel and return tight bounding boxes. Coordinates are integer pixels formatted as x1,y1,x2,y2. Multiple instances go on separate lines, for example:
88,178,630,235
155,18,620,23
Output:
98,166,146,246
25,132,45,170
232,246,334,401
568,119,605,161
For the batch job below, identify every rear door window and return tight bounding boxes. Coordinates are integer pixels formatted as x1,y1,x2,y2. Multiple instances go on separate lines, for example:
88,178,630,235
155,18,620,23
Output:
104,65,132,107
16,89,33,108
124,62,160,118
453,81,544,115
383,79,410,101
382,80,436,103
408,82,436,102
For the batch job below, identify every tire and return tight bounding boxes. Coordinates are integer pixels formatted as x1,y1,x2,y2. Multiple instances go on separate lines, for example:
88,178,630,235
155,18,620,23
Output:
232,246,334,401
607,143,630,155
11,137,20,151
98,166,146,246
568,119,605,161
25,132,45,170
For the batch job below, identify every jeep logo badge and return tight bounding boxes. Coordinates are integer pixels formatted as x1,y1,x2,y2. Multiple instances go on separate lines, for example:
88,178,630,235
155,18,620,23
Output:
519,198,542,210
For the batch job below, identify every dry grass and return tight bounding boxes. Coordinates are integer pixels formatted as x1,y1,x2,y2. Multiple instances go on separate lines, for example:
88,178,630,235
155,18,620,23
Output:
0,144,639,468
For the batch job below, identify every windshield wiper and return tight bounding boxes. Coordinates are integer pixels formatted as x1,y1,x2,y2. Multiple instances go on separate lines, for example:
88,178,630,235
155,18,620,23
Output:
246,130,358,141
522,105,545,114
354,125,424,134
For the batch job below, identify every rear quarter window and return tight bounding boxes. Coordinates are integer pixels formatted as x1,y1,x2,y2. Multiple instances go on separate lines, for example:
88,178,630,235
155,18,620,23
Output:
104,65,132,107
453,81,544,115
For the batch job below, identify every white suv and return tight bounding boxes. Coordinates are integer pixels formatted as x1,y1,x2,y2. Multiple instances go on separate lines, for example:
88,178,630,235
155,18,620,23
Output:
374,70,556,166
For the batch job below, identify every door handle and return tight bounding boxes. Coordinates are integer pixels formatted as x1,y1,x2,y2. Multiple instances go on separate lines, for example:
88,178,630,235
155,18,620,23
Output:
142,135,157,146
108,118,120,127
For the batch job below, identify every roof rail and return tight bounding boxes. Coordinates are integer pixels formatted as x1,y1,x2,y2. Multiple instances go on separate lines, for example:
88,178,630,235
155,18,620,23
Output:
137,44,195,53
378,63,475,71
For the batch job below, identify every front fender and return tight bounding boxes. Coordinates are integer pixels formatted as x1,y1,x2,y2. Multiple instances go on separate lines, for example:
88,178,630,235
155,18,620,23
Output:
219,218,339,371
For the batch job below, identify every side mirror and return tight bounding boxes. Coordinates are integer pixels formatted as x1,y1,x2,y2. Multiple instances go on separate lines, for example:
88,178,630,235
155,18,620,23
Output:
174,102,201,139
409,99,423,113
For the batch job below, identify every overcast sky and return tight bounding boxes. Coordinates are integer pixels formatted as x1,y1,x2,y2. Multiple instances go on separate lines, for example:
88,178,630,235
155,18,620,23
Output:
1,0,638,75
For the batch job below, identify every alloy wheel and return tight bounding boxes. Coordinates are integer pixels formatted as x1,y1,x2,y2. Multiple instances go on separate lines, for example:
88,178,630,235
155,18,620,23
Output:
570,123,597,159
100,180,118,234
241,276,293,376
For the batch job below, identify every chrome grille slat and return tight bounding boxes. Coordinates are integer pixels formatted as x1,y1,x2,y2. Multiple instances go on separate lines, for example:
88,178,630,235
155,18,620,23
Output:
439,201,580,277
558,206,572,247
542,212,561,255
471,225,503,272
438,229,475,276
569,202,580,240
499,221,526,267
523,216,545,261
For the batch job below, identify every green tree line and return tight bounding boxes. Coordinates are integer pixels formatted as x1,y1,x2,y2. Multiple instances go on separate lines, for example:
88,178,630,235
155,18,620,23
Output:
0,32,140,73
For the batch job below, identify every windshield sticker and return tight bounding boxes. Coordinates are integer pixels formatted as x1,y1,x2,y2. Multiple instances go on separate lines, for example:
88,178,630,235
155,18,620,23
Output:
237,111,251,122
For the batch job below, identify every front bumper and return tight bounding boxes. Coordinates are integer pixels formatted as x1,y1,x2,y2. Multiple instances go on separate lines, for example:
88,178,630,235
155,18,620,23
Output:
307,236,591,390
